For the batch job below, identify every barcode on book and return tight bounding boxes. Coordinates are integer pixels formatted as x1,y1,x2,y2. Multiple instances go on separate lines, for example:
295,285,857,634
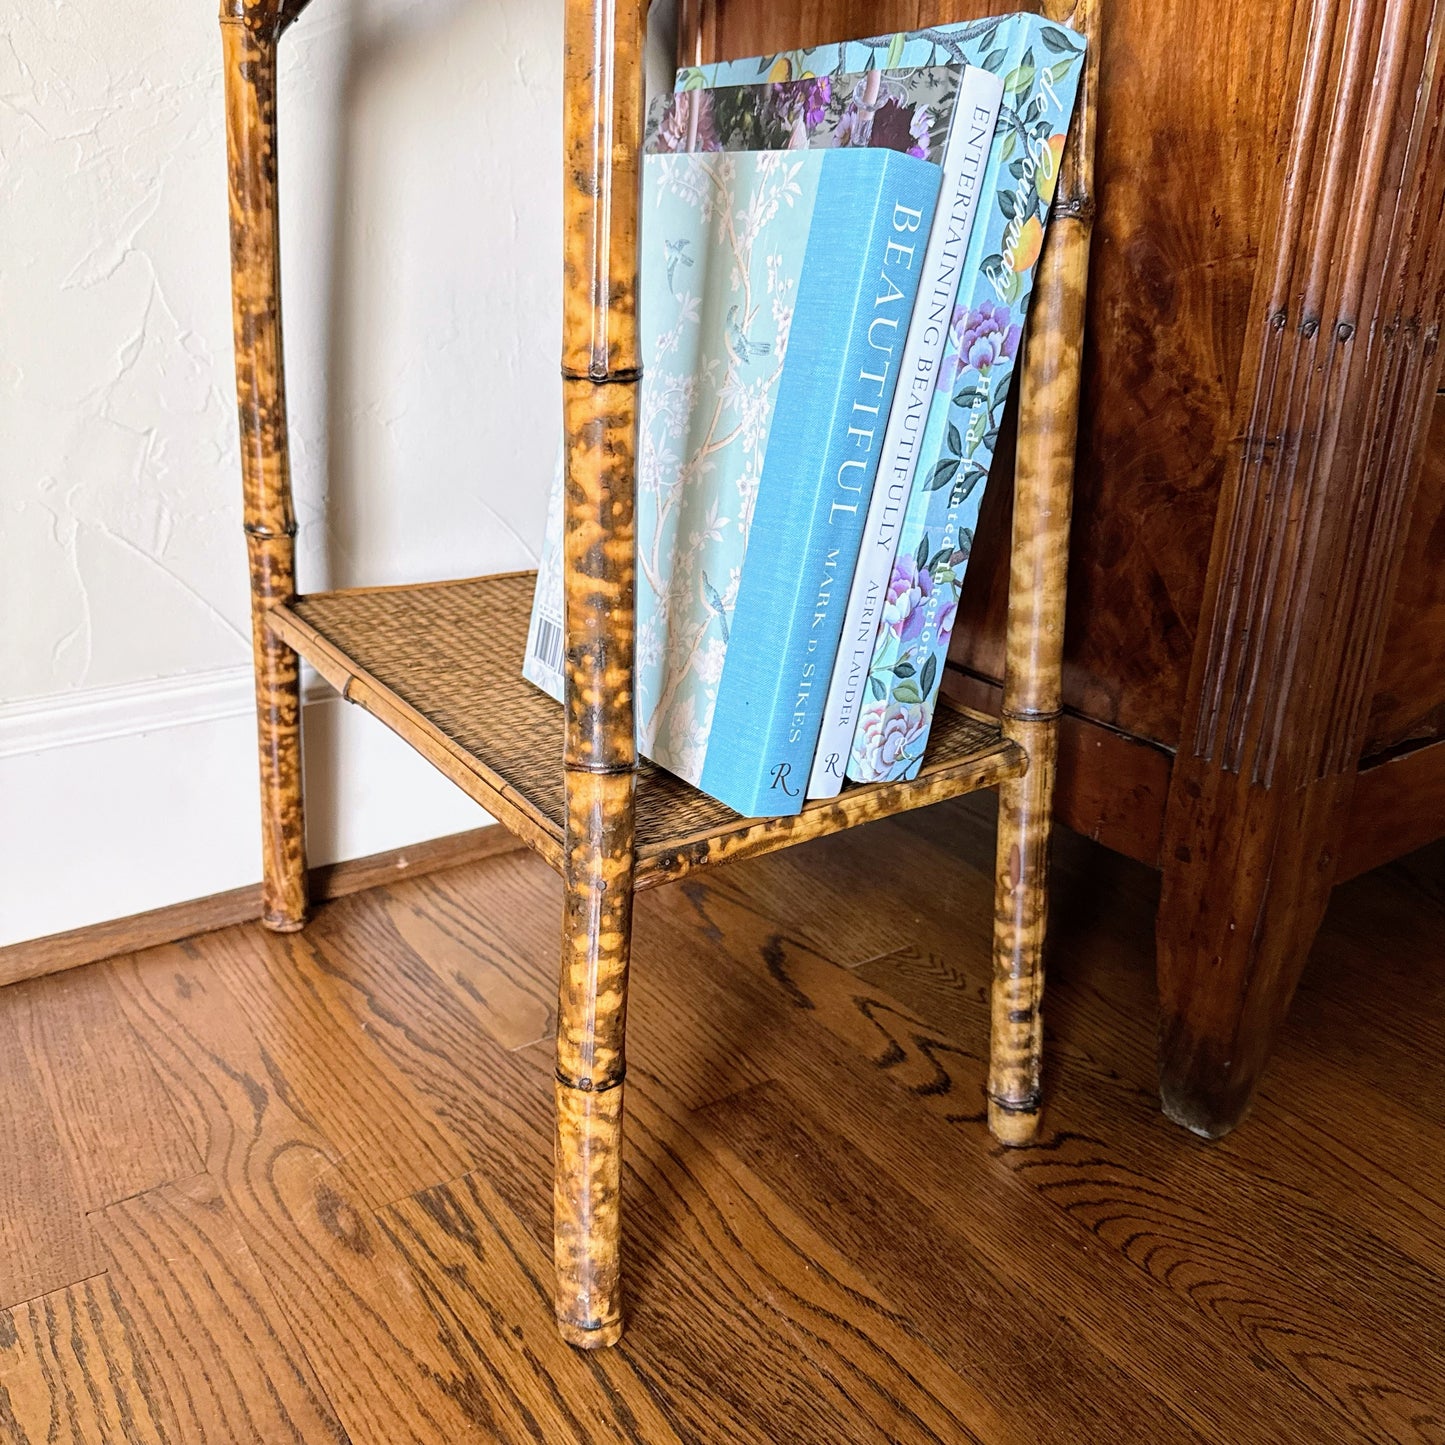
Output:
532,615,564,676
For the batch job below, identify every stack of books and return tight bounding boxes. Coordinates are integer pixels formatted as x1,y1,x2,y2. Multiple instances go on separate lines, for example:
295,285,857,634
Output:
526,15,1087,818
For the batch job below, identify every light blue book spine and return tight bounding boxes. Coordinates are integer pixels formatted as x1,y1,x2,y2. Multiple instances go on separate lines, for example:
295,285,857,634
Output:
700,150,941,816
847,20,1087,784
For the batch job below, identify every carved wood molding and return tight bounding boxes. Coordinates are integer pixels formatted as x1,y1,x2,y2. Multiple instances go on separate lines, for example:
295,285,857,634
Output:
1157,0,1445,1135
1191,0,1445,789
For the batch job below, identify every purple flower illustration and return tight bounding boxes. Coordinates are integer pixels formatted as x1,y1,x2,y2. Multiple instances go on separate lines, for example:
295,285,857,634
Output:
936,301,1023,392
883,554,933,642
853,700,929,780
655,90,722,153
763,76,832,148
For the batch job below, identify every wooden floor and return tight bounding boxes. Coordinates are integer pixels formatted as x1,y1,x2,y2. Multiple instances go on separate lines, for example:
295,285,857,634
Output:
2,796,1443,1444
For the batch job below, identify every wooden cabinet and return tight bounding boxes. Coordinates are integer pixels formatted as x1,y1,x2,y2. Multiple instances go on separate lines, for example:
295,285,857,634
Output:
690,0,1445,1134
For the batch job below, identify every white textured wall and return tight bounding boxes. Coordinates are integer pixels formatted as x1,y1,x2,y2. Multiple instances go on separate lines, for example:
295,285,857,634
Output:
1,0,673,944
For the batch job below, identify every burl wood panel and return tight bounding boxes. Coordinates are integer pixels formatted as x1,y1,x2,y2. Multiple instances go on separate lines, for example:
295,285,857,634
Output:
1365,391,1445,755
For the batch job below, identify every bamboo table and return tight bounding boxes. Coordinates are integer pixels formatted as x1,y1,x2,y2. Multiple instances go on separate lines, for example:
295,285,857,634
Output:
221,0,1099,1348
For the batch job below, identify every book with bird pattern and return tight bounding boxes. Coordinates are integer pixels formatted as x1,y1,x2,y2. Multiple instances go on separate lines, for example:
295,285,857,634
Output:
524,141,940,815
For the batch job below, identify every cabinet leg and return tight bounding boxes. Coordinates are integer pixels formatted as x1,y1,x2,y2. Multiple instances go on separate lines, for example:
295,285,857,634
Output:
554,771,635,1348
989,719,1058,1145
1156,778,1346,1138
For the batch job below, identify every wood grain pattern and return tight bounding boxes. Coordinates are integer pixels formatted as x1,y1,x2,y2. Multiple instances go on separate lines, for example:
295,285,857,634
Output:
92,1173,345,1444
1365,392,1445,755
0,1001,104,1311
0,1276,177,1444
105,941,498,1442
2,802,1443,1438
0,824,518,991
1157,0,1445,1137
11,965,200,1214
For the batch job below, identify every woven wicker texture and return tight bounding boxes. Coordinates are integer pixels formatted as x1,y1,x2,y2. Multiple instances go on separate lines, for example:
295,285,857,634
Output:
278,572,1020,883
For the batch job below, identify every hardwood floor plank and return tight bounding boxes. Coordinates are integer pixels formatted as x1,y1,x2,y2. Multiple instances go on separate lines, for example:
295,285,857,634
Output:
202,924,474,1208
379,861,560,1051
691,1080,1198,1445
104,941,503,1444
11,965,201,1214
0,1274,177,1444
3,799,1439,1440
303,884,987,1443
852,946,1445,1442
379,1172,686,1445
0,996,105,1311
624,871,1388,1444
92,1174,345,1444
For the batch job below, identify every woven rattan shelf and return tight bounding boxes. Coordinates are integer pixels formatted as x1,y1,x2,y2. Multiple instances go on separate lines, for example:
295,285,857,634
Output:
267,572,1027,887
222,0,1097,1351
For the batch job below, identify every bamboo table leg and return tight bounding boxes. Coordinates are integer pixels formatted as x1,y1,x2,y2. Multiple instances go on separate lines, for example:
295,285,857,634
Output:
555,0,645,1348
988,0,1098,1146
221,0,313,932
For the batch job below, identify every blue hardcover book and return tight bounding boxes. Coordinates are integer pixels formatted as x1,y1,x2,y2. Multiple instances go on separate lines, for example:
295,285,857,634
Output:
524,146,940,816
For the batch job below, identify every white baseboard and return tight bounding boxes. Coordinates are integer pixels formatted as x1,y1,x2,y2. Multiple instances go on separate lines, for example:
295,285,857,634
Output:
0,667,491,947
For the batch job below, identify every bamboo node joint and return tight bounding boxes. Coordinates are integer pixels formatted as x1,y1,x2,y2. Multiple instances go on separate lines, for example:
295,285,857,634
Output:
561,365,644,386
987,1089,1043,1115
555,1068,626,1094
1001,707,1063,724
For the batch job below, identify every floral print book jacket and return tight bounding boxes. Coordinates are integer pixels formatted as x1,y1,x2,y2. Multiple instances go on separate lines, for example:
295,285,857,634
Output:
680,16,1088,786
645,65,961,165
846,21,1086,783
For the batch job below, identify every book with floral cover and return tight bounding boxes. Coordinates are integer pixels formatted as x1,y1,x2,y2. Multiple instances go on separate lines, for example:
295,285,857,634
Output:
646,65,963,161
846,17,1086,783
685,17,1087,789
523,144,940,816
806,65,1004,798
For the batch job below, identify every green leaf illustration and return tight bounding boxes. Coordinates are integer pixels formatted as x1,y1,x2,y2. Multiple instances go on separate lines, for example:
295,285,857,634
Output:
983,46,1006,72
884,32,906,69
921,654,938,698
894,682,923,705
1039,25,1078,53
927,456,960,491
952,386,985,410
946,421,963,456
868,675,886,702
892,660,915,678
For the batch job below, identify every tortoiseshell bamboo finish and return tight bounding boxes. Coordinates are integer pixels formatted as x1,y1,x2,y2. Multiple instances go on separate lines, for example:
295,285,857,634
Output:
222,0,312,931
989,0,1099,1146
228,0,1098,1345
555,0,646,1349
